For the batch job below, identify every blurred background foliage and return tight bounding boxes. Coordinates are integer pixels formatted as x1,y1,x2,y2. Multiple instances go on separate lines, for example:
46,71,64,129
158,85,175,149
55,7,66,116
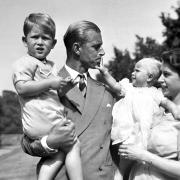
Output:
0,90,22,134
97,3,180,82
1,2,180,134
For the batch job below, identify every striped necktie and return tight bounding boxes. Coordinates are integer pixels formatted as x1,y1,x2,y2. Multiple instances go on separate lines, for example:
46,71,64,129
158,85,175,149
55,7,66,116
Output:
78,74,86,97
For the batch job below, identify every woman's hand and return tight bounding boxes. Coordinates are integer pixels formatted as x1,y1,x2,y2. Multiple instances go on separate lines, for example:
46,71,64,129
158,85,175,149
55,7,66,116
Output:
118,144,148,162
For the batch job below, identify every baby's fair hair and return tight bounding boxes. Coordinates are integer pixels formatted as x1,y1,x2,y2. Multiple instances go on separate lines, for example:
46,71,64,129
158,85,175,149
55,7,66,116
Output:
23,13,56,39
139,58,161,86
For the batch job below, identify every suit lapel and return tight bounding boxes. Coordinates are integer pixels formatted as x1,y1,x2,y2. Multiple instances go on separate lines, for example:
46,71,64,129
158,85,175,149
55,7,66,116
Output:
58,66,85,113
59,67,105,136
76,75,105,135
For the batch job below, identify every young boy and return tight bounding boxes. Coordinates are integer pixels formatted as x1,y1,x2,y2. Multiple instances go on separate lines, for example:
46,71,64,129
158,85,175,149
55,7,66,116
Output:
12,13,83,180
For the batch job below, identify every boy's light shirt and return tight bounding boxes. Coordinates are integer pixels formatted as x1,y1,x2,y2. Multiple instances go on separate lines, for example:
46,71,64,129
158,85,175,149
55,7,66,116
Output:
12,54,65,139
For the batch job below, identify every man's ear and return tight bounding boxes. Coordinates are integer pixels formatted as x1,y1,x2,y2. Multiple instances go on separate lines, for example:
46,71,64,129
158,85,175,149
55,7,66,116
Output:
72,42,81,55
22,36,27,47
52,39,57,49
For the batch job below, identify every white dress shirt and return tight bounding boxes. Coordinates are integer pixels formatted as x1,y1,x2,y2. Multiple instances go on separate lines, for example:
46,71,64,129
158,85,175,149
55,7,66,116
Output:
65,64,87,87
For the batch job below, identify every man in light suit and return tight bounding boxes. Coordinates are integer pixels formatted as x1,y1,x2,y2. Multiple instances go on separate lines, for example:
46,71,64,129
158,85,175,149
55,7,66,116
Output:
21,20,115,180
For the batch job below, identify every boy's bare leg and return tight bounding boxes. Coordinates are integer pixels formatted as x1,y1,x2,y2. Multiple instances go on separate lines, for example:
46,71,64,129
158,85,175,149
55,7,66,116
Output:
65,139,83,180
114,168,123,180
37,151,65,180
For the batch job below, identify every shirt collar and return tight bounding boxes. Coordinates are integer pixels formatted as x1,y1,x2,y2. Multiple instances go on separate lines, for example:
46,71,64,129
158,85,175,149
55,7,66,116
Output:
65,64,87,82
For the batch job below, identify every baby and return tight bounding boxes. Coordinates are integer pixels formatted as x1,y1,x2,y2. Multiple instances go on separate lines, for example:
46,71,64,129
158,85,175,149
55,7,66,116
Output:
96,58,164,179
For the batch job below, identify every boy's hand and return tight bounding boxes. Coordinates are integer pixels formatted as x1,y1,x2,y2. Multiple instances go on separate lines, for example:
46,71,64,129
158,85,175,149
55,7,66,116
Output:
50,76,76,96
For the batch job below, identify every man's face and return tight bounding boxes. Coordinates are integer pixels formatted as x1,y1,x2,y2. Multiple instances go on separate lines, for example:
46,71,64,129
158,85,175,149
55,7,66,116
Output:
79,30,105,70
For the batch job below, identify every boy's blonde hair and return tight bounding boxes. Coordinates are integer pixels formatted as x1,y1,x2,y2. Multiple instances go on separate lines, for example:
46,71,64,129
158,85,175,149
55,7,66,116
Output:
23,13,56,39
139,58,161,85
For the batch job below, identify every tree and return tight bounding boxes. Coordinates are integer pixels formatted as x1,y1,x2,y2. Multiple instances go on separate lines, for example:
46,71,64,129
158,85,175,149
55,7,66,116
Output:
107,47,134,81
0,90,22,134
133,35,166,61
96,47,134,83
97,2,180,82
96,35,165,83
161,2,180,48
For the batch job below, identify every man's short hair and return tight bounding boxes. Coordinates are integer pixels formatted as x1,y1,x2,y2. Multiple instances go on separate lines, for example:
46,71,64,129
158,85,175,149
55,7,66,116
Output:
63,20,101,52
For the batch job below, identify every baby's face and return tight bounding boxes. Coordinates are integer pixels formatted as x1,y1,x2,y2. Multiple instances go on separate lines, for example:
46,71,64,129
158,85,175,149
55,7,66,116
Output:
131,61,149,87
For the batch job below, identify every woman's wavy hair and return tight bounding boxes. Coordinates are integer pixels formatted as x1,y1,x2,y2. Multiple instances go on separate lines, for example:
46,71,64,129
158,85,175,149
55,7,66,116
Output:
161,49,180,76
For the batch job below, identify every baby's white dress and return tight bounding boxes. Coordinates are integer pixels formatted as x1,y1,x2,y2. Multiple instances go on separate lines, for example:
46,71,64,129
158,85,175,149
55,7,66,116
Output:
111,78,163,148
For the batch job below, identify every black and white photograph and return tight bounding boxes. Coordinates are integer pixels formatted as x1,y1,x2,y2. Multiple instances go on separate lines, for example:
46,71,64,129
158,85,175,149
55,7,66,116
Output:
1,0,180,180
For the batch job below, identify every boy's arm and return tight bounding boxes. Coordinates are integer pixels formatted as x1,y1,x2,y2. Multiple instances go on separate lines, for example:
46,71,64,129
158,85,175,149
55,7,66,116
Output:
15,76,74,97
15,78,54,97
161,98,180,120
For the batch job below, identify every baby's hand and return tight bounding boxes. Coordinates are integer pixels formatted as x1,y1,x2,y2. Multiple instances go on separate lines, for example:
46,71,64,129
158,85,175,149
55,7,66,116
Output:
95,64,108,74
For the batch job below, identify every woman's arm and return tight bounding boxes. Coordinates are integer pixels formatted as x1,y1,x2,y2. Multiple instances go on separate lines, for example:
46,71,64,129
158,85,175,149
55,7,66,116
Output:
119,144,180,179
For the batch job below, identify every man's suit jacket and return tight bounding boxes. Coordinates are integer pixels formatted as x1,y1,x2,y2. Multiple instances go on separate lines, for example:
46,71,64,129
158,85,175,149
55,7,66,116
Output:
56,66,115,180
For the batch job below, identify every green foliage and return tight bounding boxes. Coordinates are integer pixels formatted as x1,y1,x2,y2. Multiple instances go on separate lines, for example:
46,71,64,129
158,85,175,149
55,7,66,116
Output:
96,48,134,84
161,3,180,48
96,36,165,82
133,35,166,61
97,2,180,82
0,90,22,134
107,48,134,81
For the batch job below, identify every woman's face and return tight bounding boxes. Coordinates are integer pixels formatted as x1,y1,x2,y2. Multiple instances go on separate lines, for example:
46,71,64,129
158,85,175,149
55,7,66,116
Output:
158,62,180,101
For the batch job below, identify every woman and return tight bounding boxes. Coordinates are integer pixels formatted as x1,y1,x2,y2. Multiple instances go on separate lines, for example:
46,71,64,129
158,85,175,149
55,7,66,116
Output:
119,49,180,180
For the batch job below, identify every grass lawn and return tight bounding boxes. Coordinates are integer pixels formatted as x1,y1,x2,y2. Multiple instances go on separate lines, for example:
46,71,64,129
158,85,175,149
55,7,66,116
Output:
0,145,40,180
0,135,40,180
